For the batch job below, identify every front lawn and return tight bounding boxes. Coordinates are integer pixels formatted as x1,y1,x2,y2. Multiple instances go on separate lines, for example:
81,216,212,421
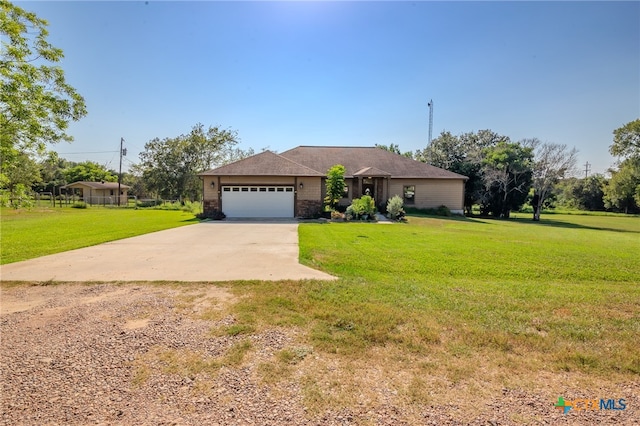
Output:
0,207,198,264
221,214,640,416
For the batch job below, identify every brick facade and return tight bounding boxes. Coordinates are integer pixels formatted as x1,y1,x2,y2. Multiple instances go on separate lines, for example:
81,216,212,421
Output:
203,198,220,217
296,199,322,218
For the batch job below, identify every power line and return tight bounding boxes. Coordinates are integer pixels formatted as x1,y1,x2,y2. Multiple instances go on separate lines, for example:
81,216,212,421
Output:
57,150,119,154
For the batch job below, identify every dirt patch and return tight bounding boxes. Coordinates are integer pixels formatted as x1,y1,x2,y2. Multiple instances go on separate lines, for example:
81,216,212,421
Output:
1,283,637,425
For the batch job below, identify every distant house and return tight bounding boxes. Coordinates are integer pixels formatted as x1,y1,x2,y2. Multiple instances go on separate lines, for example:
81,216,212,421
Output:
199,146,467,219
62,181,130,205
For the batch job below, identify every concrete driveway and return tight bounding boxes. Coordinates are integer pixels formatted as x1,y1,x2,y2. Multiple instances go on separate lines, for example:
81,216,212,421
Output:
0,222,335,282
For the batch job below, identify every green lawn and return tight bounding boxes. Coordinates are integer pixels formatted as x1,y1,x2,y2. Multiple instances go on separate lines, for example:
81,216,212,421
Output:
2,209,639,417
0,207,198,264
221,214,639,410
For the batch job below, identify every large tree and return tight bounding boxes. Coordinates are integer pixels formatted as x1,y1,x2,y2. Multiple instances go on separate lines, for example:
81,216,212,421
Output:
603,158,640,214
1,1,87,172
556,175,607,211
610,119,640,160
481,141,534,218
64,161,117,184
138,123,248,201
0,150,40,207
530,141,578,220
416,129,510,214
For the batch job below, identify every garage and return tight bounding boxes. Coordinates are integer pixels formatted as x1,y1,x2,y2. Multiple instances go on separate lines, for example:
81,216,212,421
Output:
221,186,294,218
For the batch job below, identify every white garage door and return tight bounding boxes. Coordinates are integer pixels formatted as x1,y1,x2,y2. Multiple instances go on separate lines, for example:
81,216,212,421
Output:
222,186,294,218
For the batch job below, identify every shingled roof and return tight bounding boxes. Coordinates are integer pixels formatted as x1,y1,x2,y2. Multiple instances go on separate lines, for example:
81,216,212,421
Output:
62,181,130,190
280,146,467,179
199,147,467,180
200,150,324,176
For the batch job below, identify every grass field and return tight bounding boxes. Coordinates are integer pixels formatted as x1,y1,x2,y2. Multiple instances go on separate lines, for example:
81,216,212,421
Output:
2,209,639,418
0,207,198,264
217,213,639,413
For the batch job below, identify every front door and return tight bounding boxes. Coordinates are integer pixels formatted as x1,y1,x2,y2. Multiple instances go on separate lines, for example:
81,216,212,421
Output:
362,178,374,197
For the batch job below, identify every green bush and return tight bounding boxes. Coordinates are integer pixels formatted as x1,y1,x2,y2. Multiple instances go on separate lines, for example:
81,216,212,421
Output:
386,195,405,220
72,201,88,209
346,195,376,220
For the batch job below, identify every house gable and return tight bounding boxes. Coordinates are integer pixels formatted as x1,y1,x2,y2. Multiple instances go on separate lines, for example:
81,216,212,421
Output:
200,150,323,177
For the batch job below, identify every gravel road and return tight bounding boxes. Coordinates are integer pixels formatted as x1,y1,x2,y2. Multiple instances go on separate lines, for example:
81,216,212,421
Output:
1,283,637,425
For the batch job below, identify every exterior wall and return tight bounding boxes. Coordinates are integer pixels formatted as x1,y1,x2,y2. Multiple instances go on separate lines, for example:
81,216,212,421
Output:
389,178,464,212
71,185,128,205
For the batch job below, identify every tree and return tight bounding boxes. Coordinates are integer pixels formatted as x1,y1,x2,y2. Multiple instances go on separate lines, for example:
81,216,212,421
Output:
416,129,510,214
375,143,413,158
35,151,72,193
324,164,346,211
603,158,640,213
610,119,640,160
138,123,245,201
481,141,534,218
531,141,578,220
64,161,117,184
556,175,607,211
0,150,40,207
1,2,87,179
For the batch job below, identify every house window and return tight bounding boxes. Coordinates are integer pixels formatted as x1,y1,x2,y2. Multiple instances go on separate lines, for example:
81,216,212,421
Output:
342,185,349,198
110,190,114,196
403,185,415,204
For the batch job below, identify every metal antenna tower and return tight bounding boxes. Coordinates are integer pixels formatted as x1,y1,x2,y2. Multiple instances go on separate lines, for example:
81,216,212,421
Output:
427,99,433,145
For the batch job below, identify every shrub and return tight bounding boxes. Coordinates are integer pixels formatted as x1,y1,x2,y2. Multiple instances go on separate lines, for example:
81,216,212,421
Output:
346,195,376,220
386,195,405,220
72,201,88,209
330,210,344,220
196,210,226,220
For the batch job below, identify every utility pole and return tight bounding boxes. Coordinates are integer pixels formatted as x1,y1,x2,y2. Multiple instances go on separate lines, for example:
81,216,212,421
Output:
118,137,125,206
427,99,434,145
584,161,591,178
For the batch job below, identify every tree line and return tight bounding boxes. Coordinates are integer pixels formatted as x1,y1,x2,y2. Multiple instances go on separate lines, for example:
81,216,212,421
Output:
376,118,640,216
2,2,638,215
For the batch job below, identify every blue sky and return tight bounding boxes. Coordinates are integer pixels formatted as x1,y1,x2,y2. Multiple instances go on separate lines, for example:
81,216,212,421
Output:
19,1,640,175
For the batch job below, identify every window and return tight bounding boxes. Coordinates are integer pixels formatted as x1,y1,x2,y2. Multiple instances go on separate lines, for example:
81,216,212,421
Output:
268,187,275,192
342,184,349,198
277,187,284,192
403,185,415,204
223,187,230,192
232,187,240,192
285,188,293,192
241,187,249,192
259,188,267,192
250,187,257,192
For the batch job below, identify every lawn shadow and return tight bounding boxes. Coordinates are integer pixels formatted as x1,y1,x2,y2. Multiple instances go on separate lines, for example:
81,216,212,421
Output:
509,216,640,234
405,214,490,225
407,213,640,234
